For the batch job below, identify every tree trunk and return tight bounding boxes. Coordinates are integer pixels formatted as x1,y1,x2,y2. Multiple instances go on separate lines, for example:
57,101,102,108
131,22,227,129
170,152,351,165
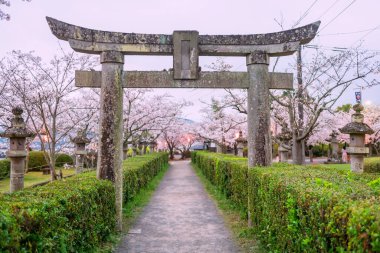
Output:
292,137,305,165
169,148,174,160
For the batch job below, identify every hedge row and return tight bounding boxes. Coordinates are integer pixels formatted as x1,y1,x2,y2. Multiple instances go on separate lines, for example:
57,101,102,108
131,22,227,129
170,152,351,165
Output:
0,159,10,180
192,151,380,252
364,157,380,173
28,151,73,171
0,152,168,252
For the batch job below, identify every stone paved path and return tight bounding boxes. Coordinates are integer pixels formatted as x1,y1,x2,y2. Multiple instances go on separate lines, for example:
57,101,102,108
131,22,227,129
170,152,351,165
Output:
116,160,238,253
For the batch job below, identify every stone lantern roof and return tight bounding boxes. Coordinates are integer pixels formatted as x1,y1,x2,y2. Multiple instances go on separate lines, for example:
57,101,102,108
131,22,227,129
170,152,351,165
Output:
339,103,374,135
71,129,90,144
0,107,34,138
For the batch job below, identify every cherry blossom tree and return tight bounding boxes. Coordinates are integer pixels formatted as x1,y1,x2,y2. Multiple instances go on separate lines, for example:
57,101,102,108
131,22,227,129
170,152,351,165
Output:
159,118,197,159
122,89,191,149
196,99,246,152
0,50,97,180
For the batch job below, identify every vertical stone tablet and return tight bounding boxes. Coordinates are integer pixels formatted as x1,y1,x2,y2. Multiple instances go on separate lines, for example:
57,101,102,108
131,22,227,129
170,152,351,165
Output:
173,31,199,79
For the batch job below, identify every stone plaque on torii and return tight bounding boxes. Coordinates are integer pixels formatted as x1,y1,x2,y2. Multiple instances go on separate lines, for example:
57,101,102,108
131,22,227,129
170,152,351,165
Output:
46,17,320,229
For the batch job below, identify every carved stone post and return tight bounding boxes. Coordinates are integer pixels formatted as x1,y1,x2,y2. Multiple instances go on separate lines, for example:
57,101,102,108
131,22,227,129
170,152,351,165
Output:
330,131,339,161
0,107,34,193
246,51,272,167
97,51,124,231
236,131,247,157
277,126,291,163
279,145,288,162
340,104,373,173
122,141,128,160
72,129,90,174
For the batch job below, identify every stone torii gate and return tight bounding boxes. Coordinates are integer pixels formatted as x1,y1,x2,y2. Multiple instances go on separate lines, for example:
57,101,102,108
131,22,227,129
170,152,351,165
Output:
46,17,320,229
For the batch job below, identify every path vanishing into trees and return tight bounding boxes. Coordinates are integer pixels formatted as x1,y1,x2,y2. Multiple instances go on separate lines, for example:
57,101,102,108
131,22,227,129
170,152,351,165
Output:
116,160,238,253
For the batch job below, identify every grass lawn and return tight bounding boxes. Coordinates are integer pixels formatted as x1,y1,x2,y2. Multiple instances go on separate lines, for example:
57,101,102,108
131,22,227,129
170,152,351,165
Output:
0,168,76,193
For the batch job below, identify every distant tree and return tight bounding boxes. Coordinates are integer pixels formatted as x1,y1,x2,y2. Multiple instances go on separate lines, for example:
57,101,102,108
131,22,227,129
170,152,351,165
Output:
196,99,246,152
122,89,190,148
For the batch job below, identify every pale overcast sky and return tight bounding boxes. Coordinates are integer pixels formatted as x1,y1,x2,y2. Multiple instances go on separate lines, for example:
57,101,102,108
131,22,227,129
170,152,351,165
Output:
1,0,379,121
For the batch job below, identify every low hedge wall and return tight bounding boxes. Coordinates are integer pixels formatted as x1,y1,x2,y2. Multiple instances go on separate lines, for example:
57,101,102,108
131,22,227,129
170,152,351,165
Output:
192,151,380,252
364,156,380,173
0,159,10,180
28,151,74,171
0,152,168,252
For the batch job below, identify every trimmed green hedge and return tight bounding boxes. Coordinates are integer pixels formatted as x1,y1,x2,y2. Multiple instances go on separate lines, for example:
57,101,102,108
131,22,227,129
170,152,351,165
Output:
55,153,74,167
28,151,74,171
0,159,10,180
192,151,380,252
0,152,168,252
364,157,380,173
28,151,46,171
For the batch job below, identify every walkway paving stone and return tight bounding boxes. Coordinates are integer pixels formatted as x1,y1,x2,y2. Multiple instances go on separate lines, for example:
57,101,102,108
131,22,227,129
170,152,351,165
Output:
116,160,238,253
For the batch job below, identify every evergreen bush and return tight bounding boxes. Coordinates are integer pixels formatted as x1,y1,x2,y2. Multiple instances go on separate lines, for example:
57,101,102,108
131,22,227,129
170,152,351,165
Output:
0,159,10,180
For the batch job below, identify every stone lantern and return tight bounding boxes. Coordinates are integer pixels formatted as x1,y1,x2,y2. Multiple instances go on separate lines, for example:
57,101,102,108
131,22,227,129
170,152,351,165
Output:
87,149,97,168
326,130,340,162
339,103,374,173
0,107,34,193
71,128,90,174
276,125,292,162
236,131,247,157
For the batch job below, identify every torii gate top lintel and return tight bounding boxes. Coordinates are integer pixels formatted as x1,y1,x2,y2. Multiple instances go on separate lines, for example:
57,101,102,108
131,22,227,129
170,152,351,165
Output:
46,17,320,57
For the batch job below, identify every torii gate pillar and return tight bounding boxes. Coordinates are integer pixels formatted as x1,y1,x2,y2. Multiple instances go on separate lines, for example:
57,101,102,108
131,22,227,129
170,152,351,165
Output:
247,51,271,166
98,51,124,231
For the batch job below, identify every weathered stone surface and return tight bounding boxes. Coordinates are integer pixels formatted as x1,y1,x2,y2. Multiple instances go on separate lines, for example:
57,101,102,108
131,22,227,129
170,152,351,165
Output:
339,122,374,134
173,31,199,79
0,107,34,193
246,51,270,65
339,103,373,173
247,52,272,167
96,51,124,231
69,39,300,56
47,17,320,46
75,70,293,89
47,17,172,45
71,128,90,174
0,107,34,138
347,147,369,154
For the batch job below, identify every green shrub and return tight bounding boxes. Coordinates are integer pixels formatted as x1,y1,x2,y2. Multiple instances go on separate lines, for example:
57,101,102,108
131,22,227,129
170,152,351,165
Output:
55,153,74,167
28,151,75,171
0,159,10,180
0,152,168,252
28,151,47,171
364,156,380,173
192,151,380,252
